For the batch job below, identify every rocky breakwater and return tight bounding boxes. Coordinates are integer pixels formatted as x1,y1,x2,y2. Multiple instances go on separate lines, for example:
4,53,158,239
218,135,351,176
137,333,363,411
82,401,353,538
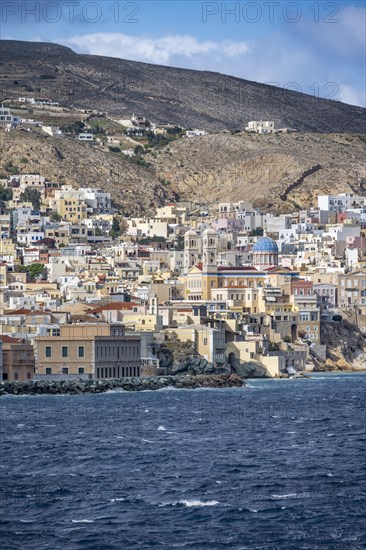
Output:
0,374,245,397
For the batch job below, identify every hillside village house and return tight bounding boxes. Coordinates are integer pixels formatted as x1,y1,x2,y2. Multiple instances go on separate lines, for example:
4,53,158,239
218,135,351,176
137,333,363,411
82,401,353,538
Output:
245,121,275,134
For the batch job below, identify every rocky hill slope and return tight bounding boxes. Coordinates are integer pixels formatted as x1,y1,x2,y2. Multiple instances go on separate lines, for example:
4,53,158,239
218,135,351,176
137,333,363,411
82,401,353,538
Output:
0,128,174,215
150,132,366,211
1,128,365,213
1,40,365,133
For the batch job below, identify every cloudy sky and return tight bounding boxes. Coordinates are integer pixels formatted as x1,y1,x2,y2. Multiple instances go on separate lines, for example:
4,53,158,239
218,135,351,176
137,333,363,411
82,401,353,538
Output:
2,0,365,106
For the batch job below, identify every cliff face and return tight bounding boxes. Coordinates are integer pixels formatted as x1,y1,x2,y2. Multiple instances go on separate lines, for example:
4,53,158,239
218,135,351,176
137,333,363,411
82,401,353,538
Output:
320,321,366,370
1,39,365,133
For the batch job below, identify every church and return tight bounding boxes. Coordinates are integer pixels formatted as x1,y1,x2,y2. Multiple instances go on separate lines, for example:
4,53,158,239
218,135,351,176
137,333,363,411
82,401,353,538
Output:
183,227,280,300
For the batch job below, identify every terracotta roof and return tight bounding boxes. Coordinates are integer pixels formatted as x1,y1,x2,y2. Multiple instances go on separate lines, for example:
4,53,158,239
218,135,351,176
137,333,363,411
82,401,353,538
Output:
5,309,46,315
0,335,22,343
88,302,141,314
5,308,32,315
218,266,258,272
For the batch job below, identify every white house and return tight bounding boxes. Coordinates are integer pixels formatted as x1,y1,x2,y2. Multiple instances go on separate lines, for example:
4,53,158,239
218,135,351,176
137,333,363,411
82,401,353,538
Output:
245,121,275,134
78,133,94,141
0,105,21,127
318,193,359,212
185,129,208,137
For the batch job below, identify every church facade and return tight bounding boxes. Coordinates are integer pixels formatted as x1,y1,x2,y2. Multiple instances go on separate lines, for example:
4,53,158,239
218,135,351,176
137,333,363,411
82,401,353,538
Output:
183,227,269,300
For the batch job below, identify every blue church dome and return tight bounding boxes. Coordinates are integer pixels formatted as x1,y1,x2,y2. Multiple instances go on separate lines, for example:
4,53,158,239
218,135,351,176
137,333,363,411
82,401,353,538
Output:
253,236,279,253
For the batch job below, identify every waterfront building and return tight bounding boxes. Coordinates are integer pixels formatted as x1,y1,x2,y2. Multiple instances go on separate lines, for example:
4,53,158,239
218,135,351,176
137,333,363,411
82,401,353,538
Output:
35,324,141,380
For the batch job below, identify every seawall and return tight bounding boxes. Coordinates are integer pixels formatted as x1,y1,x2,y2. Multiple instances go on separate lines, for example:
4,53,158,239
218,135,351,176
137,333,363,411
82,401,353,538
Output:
0,374,245,397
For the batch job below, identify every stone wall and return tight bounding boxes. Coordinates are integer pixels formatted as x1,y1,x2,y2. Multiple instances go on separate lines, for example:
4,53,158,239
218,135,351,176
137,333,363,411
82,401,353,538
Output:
0,374,245,397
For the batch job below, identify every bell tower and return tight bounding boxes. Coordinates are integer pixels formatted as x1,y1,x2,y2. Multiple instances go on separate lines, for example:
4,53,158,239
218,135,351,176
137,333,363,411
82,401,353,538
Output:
184,229,199,272
202,227,217,271
202,227,218,299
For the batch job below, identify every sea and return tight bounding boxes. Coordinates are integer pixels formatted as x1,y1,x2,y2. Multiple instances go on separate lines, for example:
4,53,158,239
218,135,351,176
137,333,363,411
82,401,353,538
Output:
0,372,365,550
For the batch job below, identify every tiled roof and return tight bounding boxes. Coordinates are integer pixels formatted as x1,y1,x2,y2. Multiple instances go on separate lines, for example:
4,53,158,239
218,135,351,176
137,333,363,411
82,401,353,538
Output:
0,335,22,343
217,266,258,272
88,302,141,314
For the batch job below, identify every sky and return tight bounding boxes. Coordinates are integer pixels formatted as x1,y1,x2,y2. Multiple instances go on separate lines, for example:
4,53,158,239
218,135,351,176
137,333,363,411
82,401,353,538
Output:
2,0,366,107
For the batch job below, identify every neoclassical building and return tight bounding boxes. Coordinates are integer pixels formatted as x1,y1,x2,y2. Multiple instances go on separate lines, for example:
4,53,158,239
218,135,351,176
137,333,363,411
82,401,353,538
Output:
252,236,279,270
184,227,267,300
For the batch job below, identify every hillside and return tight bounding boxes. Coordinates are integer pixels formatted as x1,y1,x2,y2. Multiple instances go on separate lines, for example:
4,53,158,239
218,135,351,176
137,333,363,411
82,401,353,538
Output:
1,128,365,213
150,132,366,211
1,40,365,133
0,128,174,215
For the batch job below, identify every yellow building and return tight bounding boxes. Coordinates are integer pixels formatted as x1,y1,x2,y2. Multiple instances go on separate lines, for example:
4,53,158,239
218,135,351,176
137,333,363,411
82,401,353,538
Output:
184,227,266,300
185,265,266,301
0,238,16,261
55,189,88,223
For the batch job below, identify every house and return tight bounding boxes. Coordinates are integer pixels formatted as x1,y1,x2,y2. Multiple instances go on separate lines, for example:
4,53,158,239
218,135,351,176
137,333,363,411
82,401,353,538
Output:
185,129,208,137
245,121,275,134
78,133,94,141
0,105,21,127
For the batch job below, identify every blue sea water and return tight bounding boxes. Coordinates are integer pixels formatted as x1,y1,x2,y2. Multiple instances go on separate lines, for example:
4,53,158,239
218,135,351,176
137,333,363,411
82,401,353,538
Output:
0,372,365,550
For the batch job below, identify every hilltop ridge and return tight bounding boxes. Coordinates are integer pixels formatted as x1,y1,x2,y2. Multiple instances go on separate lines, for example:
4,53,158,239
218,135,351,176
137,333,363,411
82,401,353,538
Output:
1,39,365,133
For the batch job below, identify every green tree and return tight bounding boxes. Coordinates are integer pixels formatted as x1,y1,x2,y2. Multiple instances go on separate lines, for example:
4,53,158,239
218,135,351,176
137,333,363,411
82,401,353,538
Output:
19,188,41,210
18,263,46,281
134,145,145,155
63,120,85,134
50,212,62,222
249,227,264,237
0,185,13,206
109,217,122,238
174,235,185,251
4,161,19,175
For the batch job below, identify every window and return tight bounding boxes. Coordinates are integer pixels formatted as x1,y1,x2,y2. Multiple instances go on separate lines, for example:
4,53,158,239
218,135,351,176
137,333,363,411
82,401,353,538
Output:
46,367,52,375
78,346,85,358
78,367,85,374
14,372,19,380
62,367,69,374
203,338,208,345
62,346,68,358
45,346,52,358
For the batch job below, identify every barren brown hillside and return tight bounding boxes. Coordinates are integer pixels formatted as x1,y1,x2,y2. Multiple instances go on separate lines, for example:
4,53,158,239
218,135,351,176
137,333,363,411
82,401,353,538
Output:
150,132,366,211
0,128,174,215
1,128,365,214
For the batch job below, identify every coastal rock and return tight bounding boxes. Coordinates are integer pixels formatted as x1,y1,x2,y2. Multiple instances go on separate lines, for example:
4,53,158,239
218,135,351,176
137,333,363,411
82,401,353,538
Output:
0,374,245,397
229,357,271,378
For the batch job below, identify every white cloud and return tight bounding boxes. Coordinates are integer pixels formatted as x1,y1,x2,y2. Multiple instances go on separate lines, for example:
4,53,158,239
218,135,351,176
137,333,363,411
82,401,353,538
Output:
60,32,250,66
